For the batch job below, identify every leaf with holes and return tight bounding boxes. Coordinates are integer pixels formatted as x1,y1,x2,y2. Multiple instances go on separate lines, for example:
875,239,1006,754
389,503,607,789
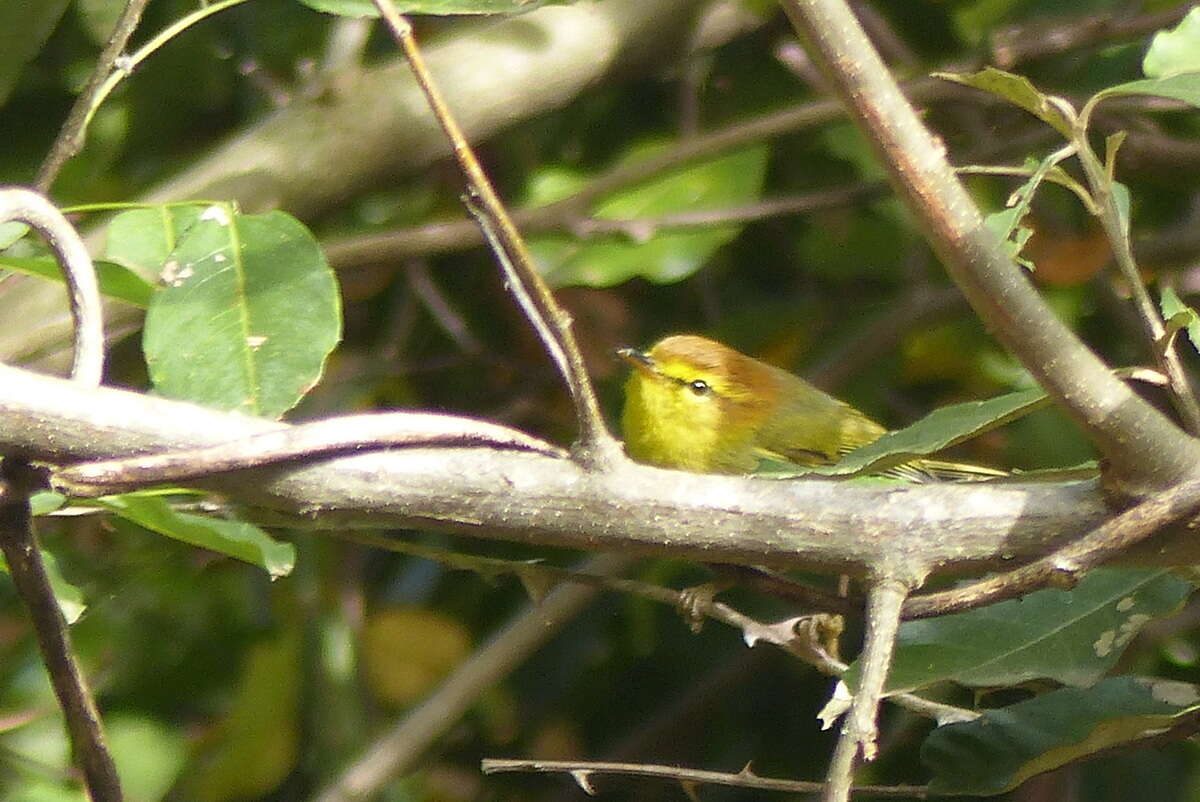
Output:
847,568,1191,694
105,205,204,281
142,206,341,419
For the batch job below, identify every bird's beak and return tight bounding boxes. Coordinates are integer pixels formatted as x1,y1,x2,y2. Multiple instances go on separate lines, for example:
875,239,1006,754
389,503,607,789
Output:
616,346,655,375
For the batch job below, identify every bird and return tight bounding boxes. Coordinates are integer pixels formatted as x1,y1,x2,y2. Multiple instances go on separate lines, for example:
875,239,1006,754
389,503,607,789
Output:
618,333,1004,480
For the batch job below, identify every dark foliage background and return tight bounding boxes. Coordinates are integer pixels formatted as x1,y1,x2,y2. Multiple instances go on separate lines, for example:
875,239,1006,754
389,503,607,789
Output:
2,0,1200,800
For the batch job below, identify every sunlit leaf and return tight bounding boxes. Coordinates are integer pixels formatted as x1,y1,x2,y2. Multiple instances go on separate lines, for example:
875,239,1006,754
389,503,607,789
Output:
935,68,1073,136
527,145,769,287
104,206,204,280
97,494,295,579
1160,287,1200,356
855,569,1191,693
1098,73,1200,108
815,388,1048,477
1143,7,1200,79
0,255,154,307
142,205,342,419
0,221,29,250
106,714,189,801
922,676,1200,795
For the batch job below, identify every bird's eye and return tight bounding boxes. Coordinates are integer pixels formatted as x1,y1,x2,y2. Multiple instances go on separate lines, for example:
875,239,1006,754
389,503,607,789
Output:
688,379,711,396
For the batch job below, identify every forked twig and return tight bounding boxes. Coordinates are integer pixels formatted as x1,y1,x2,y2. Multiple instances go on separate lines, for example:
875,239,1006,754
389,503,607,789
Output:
482,758,931,797
821,577,911,802
371,0,621,467
36,0,152,191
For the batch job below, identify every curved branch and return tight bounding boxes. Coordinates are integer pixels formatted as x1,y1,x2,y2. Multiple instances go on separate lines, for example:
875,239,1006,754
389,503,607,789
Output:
0,188,104,385
55,412,565,495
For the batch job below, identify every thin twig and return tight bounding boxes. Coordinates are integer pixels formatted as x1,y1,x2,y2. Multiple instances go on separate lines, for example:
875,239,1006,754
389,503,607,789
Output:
1072,101,1200,435
370,0,620,466
404,260,483,354
902,474,1200,619
0,189,104,385
35,0,152,192
327,529,974,725
68,0,254,158
54,412,566,496
0,192,117,798
822,577,910,802
311,552,635,802
0,464,121,801
481,758,930,797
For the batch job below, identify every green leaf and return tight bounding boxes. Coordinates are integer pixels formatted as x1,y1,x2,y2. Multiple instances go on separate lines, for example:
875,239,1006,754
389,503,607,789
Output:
0,221,29,250
922,676,1200,795
1097,72,1200,108
864,569,1191,694
296,0,560,15
29,491,67,516
97,494,295,579
0,549,87,624
935,68,1073,136
982,149,1080,270
0,255,154,308
1143,7,1200,79
984,207,1035,268
1160,286,1200,355
816,387,1048,477
142,206,342,419
527,144,769,287
104,206,204,281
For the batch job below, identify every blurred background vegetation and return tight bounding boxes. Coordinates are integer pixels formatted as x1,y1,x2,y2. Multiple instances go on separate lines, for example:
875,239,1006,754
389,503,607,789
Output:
2,0,1200,799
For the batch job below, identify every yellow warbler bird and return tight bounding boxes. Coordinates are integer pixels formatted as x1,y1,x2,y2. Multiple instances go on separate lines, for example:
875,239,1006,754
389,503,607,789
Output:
618,334,1002,480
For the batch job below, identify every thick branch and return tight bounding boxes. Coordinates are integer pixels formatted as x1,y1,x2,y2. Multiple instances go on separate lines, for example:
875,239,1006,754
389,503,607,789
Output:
0,362,1141,578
